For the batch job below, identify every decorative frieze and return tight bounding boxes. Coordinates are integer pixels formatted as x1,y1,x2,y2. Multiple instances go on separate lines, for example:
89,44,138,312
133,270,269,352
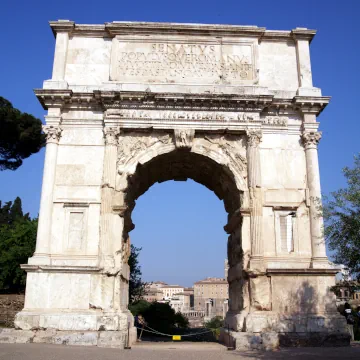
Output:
105,109,259,122
262,116,288,126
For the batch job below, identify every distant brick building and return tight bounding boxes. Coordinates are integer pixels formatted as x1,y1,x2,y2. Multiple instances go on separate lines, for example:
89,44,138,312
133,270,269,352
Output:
194,277,229,318
161,285,185,300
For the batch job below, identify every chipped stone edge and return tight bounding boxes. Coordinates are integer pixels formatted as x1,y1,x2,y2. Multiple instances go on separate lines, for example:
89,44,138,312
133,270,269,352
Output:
0,329,134,348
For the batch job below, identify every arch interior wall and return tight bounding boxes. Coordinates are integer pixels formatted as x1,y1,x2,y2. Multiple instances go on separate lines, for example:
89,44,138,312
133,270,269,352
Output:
11,20,349,348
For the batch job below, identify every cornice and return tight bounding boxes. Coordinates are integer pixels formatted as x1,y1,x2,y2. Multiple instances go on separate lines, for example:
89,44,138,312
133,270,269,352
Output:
105,21,266,37
49,20,75,36
293,96,331,115
291,28,317,43
34,89,330,116
48,20,317,43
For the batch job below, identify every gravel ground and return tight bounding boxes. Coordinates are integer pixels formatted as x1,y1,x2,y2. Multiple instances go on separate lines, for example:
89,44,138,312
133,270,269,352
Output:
1,342,360,360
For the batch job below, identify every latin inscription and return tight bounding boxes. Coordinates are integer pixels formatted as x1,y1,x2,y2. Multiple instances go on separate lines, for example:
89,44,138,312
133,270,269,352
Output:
111,40,255,84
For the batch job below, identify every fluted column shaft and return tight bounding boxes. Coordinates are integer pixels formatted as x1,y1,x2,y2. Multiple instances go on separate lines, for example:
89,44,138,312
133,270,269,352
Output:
302,131,327,264
100,127,120,267
246,130,263,260
30,126,62,265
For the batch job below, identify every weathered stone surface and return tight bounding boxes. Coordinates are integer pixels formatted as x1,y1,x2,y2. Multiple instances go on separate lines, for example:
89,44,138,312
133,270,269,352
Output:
0,329,34,344
262,332,279,350
51,331,98,346
14,20,343,347
98,331,127,348
249,276,271,311
32,329,57,343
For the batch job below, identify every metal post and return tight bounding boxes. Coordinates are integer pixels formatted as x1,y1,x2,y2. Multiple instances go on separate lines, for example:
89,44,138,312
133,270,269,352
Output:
124,321,131,349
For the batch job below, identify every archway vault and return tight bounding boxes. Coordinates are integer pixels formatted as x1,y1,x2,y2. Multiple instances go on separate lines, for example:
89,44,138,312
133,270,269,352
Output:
113,130,248,237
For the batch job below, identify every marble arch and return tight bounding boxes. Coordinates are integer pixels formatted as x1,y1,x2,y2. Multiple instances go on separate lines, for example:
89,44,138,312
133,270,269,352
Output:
13,20,349,348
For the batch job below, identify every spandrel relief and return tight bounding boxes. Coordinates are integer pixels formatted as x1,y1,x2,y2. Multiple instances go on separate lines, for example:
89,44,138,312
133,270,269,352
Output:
117,132,173,168
201,134,247,175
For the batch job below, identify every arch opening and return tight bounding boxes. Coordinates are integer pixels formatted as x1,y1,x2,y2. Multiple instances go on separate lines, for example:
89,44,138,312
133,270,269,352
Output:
120,149,244,238
115,146,247,330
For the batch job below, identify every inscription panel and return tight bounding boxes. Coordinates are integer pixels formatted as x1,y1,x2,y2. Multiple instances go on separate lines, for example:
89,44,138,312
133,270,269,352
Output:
110,36,257,84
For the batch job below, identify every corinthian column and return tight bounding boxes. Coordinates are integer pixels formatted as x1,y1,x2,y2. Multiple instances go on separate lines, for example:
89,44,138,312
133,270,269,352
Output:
101,126,120,268
29,125,62,265
302,131,328,267
246,129,263,270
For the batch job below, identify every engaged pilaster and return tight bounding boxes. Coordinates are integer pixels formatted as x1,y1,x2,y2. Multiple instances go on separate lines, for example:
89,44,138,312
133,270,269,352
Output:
246,129,263,270
29,125,62,265
100,126,120,268
301,130,328,268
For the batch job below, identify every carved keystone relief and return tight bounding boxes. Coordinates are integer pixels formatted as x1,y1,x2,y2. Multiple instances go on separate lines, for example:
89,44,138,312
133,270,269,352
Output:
110,38,257,85
174,129,195,150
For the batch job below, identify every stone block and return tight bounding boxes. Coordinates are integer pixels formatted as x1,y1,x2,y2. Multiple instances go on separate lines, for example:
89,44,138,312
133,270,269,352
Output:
261,332,279,350
98,331,127,348
32,329,57,343
0,329,34,344
250,276,271,311
222,331,264,350
51,331,98,346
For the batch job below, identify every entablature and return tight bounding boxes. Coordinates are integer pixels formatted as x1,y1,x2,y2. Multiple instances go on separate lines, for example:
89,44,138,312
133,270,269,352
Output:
35,89,329,117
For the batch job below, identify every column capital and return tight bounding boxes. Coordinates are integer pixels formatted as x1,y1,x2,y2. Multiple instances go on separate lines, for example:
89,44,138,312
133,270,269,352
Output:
103,126,120,146
43,125,62,144
246,129,262,148
301,131,322,150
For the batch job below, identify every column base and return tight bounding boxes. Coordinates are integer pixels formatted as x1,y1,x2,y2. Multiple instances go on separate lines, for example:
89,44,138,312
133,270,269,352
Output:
15,309,131,332
222,311,349,349
220,328,349,350
27,254,51,265
311,257,331,269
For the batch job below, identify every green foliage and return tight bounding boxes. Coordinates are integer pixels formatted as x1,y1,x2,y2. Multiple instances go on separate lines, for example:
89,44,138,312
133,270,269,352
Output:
0,96,45,171
0,197,36,293
323,154,360,279
174,311,190,329
129,299,151,316
204,316,224,338
142,302,189,334
128,244,146,304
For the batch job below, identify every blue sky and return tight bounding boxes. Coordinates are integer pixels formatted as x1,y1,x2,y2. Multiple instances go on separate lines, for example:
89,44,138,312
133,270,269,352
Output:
0,0,359,287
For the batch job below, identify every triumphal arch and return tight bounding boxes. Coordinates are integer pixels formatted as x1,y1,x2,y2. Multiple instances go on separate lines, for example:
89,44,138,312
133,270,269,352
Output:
15,21,348,347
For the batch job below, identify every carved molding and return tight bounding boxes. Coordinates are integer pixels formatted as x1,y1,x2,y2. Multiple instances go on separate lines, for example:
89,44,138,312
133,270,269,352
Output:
246,129,262,147
174,129,195,150
43,125,62,144
301,131,322,150
104,126,120,146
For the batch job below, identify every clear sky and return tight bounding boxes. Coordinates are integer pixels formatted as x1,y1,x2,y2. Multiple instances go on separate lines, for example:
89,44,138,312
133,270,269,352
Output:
0,0,359,287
